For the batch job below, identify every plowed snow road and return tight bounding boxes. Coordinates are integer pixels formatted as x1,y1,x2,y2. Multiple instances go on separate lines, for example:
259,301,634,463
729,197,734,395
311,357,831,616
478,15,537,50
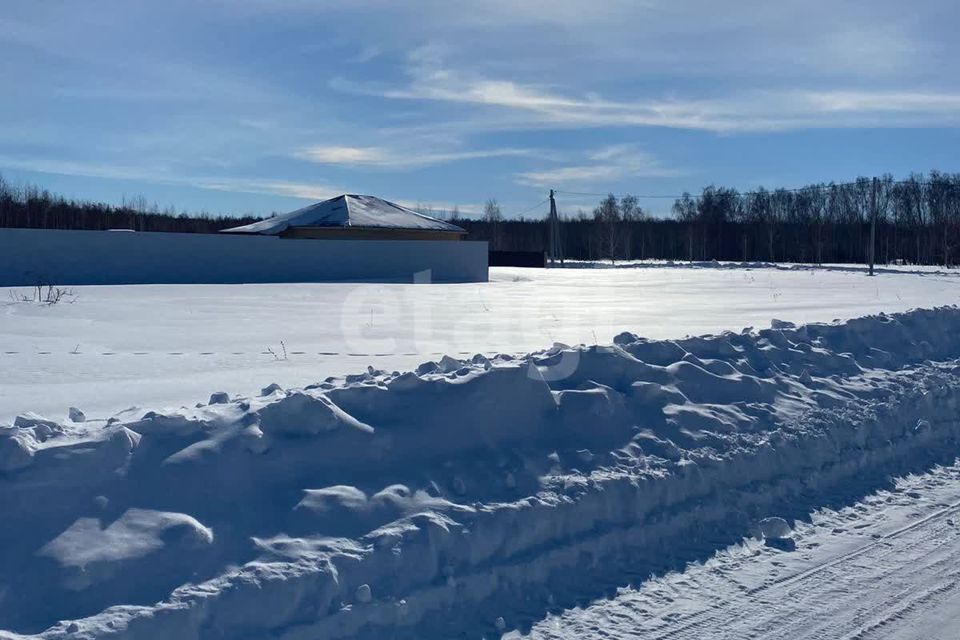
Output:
516,465,960,640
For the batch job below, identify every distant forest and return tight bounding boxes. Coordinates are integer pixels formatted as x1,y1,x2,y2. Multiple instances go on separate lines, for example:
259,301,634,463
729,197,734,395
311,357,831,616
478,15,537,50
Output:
3,171,960,265
0,174,259,234
465,172,960,266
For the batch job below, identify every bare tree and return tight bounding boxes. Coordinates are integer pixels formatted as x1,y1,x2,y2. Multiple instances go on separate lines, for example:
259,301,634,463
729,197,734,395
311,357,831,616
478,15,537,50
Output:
593,194,622,263
673,193,697,261
619,194,646,259
483,198,503,250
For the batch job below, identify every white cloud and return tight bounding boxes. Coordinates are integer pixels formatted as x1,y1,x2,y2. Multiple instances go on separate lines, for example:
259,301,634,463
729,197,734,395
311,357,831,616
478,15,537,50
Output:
0,155,346,203
517,165,632,187
0,156,168,184
340,53,960,133
516,145,680,188
296,144,533,169
195,179,344,201
804,91,960,113
298,146,389,165
0,154,489,213
338,76,714,130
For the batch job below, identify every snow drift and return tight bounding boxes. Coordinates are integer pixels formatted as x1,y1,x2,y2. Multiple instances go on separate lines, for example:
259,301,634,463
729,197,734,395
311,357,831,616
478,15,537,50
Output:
3,307,960,639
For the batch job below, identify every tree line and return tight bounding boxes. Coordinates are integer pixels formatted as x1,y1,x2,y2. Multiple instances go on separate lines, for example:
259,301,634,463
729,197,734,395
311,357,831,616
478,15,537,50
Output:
463,172,960,266
0,174,260,233
4,171,960,266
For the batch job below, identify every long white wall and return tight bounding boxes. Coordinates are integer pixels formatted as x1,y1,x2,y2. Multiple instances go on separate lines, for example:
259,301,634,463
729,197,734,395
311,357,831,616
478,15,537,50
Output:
0,228,488,285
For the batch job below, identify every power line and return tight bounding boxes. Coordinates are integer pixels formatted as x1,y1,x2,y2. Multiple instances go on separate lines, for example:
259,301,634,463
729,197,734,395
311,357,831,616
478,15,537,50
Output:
509,197,549,217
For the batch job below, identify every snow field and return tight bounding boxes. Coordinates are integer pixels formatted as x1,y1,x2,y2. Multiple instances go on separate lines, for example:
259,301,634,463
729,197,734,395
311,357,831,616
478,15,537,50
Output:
3,306,960,638
2,263,959,422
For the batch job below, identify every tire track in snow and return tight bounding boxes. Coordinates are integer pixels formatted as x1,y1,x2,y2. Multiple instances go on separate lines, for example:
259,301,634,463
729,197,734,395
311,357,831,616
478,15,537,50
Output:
749,541,958,640
839,575,960,640
749,495,960,596
524,473,960,640
663,500,960,640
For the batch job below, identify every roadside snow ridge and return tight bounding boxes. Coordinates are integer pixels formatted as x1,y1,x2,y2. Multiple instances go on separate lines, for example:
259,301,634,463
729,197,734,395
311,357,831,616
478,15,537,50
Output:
2,307,960,639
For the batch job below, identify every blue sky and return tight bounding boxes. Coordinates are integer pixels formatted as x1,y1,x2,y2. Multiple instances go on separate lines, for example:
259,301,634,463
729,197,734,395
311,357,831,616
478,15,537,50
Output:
2,0,958,219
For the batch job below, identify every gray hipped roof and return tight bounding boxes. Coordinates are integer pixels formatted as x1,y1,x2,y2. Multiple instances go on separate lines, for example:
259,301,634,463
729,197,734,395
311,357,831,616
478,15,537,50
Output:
221,194,466,235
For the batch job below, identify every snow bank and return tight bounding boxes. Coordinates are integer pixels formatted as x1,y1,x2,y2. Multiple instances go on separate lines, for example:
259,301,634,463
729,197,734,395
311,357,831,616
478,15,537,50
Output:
3,307,960,639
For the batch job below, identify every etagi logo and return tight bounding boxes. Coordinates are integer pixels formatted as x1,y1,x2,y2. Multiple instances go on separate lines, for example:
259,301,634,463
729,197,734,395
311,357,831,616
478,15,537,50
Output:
338,268,585,382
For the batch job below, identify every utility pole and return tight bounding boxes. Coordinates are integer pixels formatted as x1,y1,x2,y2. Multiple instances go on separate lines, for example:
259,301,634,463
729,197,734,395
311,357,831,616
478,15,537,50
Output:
548,189,555,267
548,189,563,267
869,176,877,276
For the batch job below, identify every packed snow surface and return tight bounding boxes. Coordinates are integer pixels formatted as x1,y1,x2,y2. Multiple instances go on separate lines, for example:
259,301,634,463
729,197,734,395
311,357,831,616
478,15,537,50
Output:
3,304,960,639
2,262,959,422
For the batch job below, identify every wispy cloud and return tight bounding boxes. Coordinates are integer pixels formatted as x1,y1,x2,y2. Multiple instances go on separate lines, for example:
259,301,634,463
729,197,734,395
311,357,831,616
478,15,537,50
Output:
347,44,383,64
0,155,345,203
333,46,960,133
516,144,680,188
0,156,170,184
394,199,484,216
0,153,491,215
805,91,960,113
296,144,533,169
195,179,344,201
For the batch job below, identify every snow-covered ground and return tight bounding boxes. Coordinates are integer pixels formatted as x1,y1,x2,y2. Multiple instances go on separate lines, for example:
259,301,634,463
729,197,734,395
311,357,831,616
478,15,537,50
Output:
3,263,960,639
2,263,958,422
4,295,960,638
